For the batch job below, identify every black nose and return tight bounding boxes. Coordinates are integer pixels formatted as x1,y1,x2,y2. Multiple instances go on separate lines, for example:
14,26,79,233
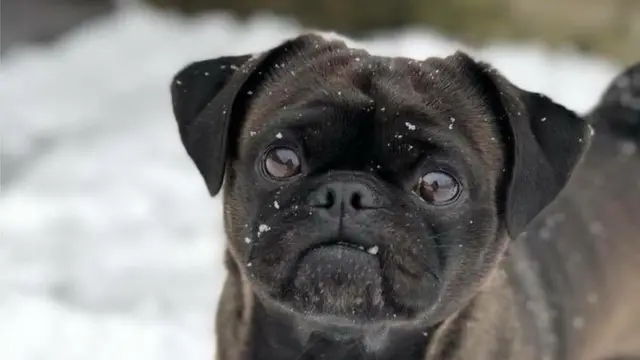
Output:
308,181,379,215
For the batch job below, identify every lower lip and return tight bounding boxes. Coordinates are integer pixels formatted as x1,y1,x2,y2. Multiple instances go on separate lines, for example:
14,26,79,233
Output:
286,244,385,318
297,244,380,269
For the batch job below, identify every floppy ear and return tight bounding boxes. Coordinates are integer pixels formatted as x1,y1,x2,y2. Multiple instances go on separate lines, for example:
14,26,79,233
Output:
170,38,308,196
453,52,593,238
171,55,252,196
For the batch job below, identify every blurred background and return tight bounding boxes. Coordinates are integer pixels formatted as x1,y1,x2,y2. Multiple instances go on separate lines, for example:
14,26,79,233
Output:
0,1,637,360
2,0,640,64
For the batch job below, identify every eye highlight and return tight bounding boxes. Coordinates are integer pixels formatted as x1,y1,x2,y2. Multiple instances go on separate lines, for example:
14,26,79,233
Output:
262,146,302,180
414,171,461,205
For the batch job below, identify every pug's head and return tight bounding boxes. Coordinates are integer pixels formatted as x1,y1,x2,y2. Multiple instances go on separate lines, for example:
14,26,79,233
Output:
170,34,591,329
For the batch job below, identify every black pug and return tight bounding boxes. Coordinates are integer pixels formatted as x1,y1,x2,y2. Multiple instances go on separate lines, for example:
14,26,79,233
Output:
169,33,640,360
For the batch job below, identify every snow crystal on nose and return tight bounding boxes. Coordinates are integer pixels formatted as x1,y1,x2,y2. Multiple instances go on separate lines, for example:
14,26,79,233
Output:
405,122,417,130
258,224,271,236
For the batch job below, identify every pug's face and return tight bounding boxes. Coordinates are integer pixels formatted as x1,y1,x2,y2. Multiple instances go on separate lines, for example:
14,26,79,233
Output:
170,34,591,328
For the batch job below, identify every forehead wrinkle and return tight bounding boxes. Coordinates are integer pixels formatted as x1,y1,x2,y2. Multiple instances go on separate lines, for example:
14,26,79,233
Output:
404,59,503,173
399,123,474,164
242,42,503,177
280,49,368,92
244,52,373,126
241,100,376,165
354,57,503,177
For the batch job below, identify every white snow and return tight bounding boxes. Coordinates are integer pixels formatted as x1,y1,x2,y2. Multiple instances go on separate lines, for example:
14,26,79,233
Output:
257,224,271,235
0,3,620,360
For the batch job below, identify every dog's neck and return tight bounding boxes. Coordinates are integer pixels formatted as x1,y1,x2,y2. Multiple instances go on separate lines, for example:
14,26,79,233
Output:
246,300,432,360
216,249,543,360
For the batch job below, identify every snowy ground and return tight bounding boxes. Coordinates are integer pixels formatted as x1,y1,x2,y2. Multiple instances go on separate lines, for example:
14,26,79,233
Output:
0,4,621,360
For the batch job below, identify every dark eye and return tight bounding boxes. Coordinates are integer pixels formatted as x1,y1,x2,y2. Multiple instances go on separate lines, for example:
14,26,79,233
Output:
263,146,302,180
414,171,460,205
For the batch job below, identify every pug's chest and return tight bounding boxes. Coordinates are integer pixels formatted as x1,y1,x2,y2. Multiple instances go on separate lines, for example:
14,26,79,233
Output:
248,326,430,360
252,344,427,360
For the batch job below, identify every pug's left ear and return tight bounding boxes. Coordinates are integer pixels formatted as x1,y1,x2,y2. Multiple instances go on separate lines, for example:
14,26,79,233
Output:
452,52,593,239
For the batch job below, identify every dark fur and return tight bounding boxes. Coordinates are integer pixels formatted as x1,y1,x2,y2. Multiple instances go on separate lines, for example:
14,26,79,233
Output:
170,34,640,360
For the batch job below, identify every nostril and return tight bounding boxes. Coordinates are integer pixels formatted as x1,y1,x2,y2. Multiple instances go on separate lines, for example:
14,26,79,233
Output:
350,192,363,209
325,188,336,209
347,184,376,210
309,187,336,208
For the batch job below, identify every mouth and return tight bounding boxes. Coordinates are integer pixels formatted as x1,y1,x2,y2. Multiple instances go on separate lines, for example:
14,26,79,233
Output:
248,226,445,323
286,238,382,290
331,240,380,255
299,237,380,259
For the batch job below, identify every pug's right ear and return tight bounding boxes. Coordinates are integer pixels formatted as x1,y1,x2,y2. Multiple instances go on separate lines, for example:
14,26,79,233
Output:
171,55,253,196
170,37,311,196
